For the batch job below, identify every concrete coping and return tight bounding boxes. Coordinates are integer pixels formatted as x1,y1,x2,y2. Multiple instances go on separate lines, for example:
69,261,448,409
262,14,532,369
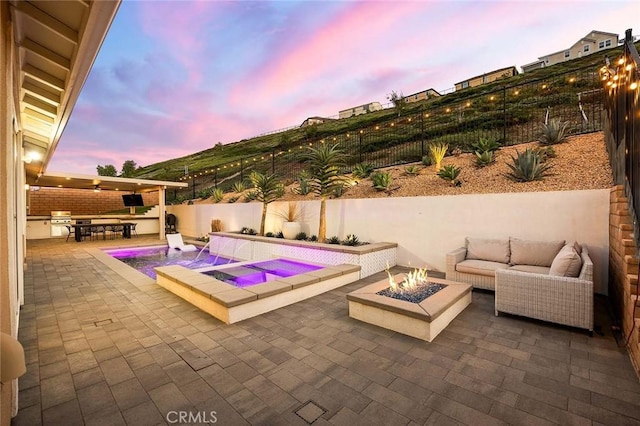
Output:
209,232,397,254
155,262,361,307
347,275,472,321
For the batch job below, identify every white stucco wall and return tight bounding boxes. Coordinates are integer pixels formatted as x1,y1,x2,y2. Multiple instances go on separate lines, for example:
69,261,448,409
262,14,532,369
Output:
168,189,610,294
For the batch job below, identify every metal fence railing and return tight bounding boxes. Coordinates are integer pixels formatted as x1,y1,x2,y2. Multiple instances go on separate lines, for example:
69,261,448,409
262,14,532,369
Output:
603,29,640,243
170,62,606,202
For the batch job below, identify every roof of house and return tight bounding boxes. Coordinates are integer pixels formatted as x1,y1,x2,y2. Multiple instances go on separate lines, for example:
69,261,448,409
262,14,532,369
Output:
404,88,441,98
539,30,619,58
454,66,517,86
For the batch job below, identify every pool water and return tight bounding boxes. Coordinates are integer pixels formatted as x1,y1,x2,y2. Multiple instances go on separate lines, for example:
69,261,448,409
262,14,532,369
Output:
201,259,323,288
104,245,234,279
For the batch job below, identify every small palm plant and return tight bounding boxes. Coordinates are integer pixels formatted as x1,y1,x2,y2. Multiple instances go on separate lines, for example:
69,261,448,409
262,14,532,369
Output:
539,118,570,145
249,170,282,235
300,143,347,242
371,171,392,191
506,148,553,182
429,143,448,171
437,164,461,186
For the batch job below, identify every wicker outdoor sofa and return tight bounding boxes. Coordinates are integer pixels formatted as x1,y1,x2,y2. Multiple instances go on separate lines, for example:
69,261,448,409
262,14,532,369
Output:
446,237,594,332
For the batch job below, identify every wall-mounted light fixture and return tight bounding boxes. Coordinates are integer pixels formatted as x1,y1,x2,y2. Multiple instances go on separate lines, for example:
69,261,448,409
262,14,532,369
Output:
93,185,101,193
1,332,26,383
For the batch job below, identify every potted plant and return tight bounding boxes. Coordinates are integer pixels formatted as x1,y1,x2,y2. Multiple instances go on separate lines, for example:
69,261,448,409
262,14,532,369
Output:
278,202,303,239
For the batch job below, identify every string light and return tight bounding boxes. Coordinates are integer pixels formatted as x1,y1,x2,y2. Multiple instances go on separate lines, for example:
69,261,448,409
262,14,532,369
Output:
630,82,638,90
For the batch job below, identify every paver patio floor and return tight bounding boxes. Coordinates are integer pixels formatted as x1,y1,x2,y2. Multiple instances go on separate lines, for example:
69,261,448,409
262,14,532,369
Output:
12,237,640,425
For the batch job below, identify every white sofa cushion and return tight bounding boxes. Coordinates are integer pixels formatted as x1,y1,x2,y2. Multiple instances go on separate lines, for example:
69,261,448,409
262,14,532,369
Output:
456,259,510,277
466,238,510,264
509,264,551,275
549,243,582,277
509,238,564,267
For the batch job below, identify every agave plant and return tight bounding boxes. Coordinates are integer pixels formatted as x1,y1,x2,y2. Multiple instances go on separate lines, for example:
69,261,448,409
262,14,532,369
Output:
539,118,570,145
506,148,553,182
231,180,246,193
371,171,392,191
437,164,461,185
244,190,258,202
533,146,556,163
341,234,361,246
212,188,225,203
472,137,500,153
474,150,495,168
429,143,448,171
404,165,421,176
326,236,341,245
352,162,375,178
293,170,312,195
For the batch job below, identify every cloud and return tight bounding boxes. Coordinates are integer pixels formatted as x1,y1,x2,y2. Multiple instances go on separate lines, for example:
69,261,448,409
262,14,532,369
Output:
51,0,640,175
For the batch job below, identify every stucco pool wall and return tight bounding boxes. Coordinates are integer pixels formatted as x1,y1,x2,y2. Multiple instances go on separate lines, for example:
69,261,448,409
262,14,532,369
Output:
156,262,361,324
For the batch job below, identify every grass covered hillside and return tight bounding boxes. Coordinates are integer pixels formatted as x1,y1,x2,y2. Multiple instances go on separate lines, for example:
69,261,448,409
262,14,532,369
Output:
133,41,632,193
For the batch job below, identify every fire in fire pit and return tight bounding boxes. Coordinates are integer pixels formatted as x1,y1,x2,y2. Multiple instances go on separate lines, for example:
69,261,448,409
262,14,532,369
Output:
377,265,446,303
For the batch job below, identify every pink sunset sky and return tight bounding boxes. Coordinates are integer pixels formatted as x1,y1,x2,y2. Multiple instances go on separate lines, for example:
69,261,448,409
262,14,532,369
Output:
48,0,638,175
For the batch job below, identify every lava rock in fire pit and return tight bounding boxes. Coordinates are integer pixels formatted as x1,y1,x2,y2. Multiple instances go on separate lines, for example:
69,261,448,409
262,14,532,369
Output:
377,282,447,304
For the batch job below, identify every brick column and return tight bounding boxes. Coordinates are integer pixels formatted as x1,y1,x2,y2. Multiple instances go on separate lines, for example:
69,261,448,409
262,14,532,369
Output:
609,185,640,377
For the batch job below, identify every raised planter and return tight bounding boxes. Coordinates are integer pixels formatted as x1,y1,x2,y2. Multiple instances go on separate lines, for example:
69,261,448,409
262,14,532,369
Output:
347,274,472,342
207,232,397,278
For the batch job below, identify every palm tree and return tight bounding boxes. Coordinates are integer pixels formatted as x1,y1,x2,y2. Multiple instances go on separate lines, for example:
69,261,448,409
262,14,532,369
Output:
249,171,281,235
300,143,347,242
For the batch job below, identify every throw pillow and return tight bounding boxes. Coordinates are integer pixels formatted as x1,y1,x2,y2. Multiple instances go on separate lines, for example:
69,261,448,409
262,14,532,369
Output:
549,243,582,277
510,238,565,267
466,237,510,264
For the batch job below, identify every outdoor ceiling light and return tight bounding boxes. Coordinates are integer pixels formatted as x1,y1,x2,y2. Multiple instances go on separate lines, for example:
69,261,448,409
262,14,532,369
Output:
24,151,42,163
94,185,101,192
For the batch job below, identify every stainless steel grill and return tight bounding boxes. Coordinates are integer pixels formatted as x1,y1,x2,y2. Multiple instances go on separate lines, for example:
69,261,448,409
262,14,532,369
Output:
50,211,71,237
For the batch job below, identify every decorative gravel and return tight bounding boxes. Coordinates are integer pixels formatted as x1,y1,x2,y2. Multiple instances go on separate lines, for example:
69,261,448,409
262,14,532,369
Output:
377,282,447,304
197,132,612,204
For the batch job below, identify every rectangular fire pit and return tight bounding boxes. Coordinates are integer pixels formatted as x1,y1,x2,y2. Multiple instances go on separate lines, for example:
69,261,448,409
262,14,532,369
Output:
347,274,472,342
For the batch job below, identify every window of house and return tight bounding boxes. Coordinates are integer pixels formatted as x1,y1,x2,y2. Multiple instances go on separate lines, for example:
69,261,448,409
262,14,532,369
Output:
606,39,611,47
564,50,570,58
461,81,469,89
584,45,590,52
599,41,605,49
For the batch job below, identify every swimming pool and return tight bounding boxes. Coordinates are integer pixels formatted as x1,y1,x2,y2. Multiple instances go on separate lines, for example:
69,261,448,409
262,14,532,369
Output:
104,245,234,278
200,259,323,288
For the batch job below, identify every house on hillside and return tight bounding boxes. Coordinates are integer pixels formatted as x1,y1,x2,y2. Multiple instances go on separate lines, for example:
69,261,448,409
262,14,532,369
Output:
300,116,335,127
522,30,619,72
338,102,383,119
454,66,518,91
404,88,441,103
